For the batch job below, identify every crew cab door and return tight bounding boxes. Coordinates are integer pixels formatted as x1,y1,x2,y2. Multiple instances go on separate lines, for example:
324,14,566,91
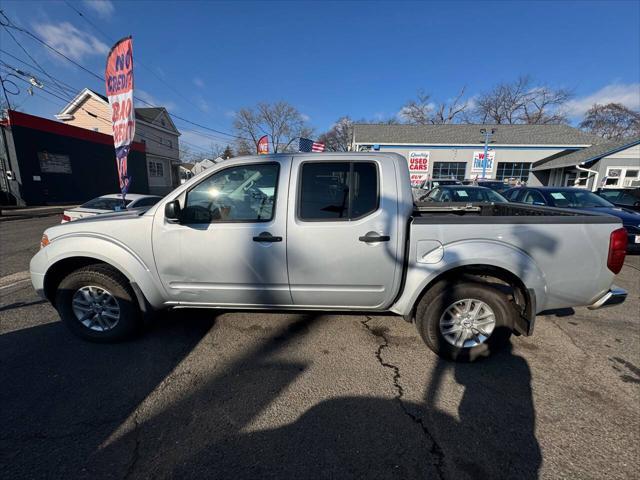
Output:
152,157,292,306
286,155,402,309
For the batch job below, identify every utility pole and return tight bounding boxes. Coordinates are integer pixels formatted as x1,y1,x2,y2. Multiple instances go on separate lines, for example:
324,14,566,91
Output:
480,128,495,179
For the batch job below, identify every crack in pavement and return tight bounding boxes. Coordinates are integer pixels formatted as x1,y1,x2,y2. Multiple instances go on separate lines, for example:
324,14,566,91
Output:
360,316,447,480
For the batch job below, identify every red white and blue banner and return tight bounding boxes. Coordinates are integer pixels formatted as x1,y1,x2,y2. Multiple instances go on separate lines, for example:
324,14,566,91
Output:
299,137,325,152
105,36,135,195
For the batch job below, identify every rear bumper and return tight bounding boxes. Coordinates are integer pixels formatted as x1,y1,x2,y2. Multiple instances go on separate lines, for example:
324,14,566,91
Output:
587,286,627,310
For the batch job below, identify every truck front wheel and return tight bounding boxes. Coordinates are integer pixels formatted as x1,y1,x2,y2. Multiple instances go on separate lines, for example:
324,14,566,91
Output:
55,264,141,342
415,280,515,362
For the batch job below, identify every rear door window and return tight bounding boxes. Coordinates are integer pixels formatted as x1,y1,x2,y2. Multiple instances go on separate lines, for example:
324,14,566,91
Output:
298,162,378,221
521,190,546,205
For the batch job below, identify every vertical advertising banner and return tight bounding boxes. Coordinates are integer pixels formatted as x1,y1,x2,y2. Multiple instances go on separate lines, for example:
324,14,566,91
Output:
257,135,269,155
105,37,135,196
408,151,430,187
471,151,495,178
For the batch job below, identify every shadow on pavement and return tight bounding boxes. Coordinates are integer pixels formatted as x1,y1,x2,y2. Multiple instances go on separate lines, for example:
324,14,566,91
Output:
0,309,217,479
1,310,541,479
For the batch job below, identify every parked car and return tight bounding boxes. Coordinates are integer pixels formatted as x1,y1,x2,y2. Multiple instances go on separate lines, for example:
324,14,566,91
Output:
504,186,640,252
422,185,508,203
61,194,162,223
462,179,510,193
412,178,462,202
595,188,640,212
31,153,627,362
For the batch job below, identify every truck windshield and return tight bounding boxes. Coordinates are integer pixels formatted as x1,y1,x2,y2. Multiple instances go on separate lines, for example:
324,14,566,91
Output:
444,188,507,203
546,190,614,208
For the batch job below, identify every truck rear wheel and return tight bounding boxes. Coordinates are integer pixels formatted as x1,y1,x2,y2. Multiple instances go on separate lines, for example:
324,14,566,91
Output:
415,280,515,362
55,264,141,342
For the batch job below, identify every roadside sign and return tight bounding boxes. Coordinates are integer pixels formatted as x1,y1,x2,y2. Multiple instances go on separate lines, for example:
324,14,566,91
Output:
408,151,430,187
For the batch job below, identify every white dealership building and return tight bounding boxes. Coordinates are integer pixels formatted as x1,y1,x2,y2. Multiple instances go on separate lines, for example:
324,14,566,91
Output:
350,124,639,189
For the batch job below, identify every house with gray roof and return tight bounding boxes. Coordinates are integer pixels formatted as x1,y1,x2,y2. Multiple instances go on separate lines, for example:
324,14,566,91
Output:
56,88,181,195
351,123,607,188
532,136,640,190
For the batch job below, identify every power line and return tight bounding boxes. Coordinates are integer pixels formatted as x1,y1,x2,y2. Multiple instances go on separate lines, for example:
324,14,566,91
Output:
0,50,237,146
0,10,247,141
1,65,218,157
63,0,215,118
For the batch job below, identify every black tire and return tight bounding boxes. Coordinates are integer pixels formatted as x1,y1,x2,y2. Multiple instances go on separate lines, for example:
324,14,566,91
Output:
415,279,516,362
55,263,141,342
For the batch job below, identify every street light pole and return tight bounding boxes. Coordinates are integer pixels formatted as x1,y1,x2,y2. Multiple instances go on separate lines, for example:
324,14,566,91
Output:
480,128,495,179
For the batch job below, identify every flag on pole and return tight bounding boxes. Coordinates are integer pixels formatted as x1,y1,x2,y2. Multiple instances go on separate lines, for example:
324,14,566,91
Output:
257,135,269,155
299,137,325,153
105,36,135,197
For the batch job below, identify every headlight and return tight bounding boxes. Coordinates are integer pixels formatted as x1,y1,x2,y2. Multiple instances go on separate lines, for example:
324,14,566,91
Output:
40,234,50,249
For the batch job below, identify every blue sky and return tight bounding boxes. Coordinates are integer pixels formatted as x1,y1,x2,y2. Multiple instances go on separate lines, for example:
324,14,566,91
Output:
1,0,639,153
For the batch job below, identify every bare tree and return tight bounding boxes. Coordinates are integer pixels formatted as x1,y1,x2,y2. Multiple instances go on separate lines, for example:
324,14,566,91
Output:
233,101,313,153
472,76,572,125
400,87,469,125
179,143,192,162
207,143,226,160
399,89,433,125
432,87,469,124
579,103,640,140
317,116,354,151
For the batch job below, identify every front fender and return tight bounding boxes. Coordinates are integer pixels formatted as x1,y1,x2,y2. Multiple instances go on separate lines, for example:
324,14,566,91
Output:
32,233,166,309
390,240,548,317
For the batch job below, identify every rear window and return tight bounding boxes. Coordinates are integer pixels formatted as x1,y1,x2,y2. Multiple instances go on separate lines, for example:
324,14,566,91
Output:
445,188,507,203
81,198,132,210
298,162,378,221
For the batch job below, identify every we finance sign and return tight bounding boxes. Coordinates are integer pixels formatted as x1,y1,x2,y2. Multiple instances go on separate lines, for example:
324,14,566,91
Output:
408,151,429,187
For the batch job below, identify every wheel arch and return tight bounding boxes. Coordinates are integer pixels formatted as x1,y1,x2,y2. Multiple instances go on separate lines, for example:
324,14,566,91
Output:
396,263,538,336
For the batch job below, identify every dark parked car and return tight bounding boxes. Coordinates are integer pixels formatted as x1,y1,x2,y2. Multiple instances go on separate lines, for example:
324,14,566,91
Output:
504,186,640,252
422,185,508,203
595,188,640,212
462,179,510,194
412,178,462,201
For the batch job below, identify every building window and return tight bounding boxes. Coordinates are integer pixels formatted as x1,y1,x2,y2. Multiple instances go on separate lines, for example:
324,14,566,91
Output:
496,162,531,181
149,161,164,177
604,167,640,188
432,162,466,180
167,140,173,149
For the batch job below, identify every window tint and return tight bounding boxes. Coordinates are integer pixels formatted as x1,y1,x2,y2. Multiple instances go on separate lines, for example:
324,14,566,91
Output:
503,189,521,201
521,190,545,205
598,190,620,201
182,163,279,223
81,197,132,210
133,197,161,208
298,162,378,221
351,163,378,218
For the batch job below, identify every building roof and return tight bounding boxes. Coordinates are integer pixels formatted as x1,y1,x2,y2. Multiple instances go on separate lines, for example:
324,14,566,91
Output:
135,107,164,124
532,136,640,171
352,123,603,146
56,87,180,134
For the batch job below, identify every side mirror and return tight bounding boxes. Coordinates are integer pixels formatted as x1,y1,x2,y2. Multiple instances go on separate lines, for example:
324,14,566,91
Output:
165,200,182,221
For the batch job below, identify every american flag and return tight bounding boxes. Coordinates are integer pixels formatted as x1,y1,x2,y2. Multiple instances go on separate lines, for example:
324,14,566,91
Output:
299,137,325,152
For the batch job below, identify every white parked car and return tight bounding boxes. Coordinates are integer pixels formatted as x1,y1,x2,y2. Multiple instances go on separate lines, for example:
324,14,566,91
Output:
61,194,162,223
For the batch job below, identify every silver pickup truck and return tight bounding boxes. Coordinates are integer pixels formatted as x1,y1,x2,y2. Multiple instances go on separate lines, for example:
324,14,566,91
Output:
30,153,628,361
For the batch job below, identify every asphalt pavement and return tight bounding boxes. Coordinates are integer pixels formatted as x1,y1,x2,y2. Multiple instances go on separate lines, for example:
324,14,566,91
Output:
0,215,638,479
